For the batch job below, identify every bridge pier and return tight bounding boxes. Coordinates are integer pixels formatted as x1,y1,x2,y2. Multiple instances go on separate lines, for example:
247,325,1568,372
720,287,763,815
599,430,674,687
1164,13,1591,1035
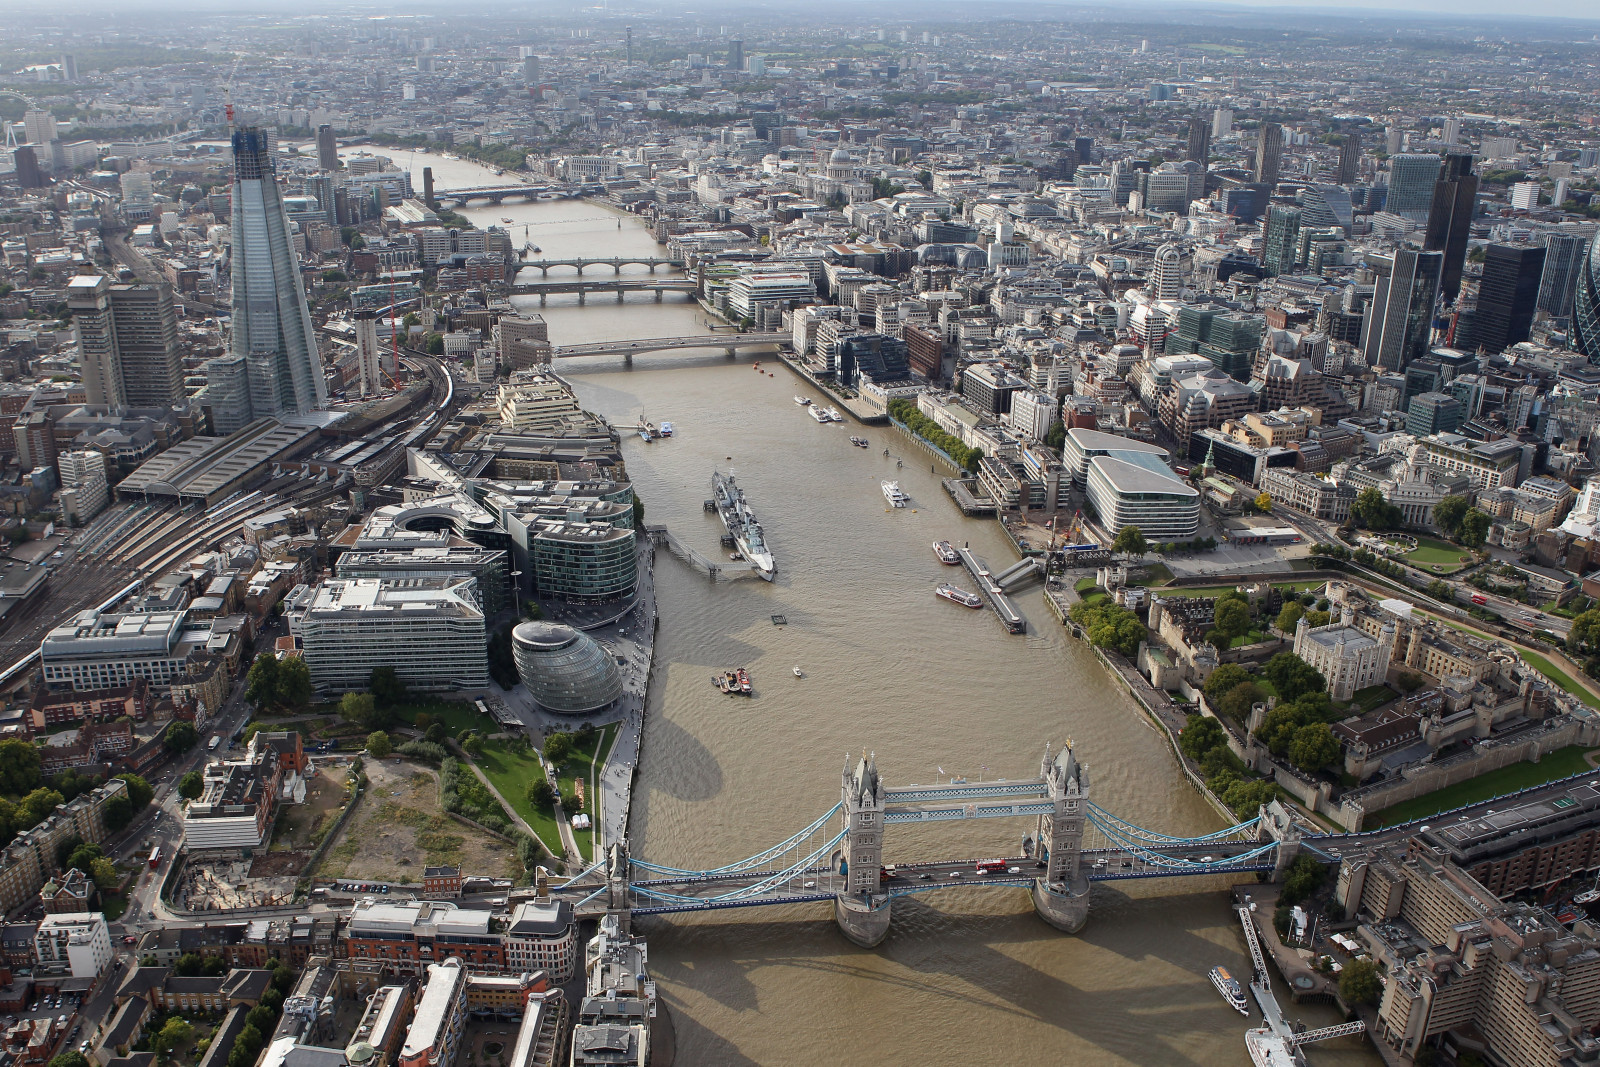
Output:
1033,743,1093,934
648,263,657,273
1259,799,1303,882
654,290,663,303
613,262,621,274
539,293,547,306
617,290,625,303
624,353,632,367
725,347,736,358
541,266,549,276
836,753,890,947
577,292,586,306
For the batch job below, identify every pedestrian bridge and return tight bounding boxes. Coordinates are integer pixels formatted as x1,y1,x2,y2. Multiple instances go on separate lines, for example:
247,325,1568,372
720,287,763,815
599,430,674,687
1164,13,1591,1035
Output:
549,745,1302,946
433,184,573,204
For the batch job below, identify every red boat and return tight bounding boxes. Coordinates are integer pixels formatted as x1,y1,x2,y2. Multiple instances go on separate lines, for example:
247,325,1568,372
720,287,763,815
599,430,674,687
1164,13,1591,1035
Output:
737,668,752,694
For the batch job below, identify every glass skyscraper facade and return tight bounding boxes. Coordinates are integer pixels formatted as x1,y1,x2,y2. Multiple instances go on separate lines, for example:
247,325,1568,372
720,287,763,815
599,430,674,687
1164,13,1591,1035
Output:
1363,248,1442,371
1576,237,1600,362
1386,153,1443,223
221,126,327,430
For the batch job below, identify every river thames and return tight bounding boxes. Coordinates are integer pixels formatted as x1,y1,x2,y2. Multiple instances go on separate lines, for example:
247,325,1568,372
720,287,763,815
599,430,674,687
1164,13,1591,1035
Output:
346,146,1379,1067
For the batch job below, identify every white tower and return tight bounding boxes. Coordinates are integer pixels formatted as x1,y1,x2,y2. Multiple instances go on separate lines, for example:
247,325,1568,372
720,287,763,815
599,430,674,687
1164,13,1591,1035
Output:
354,310,383,398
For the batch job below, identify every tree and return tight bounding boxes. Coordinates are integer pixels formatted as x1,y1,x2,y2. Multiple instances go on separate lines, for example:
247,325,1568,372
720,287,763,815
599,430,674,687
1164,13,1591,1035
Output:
163,721,198,753
1276,601,1305,632
1202,663,1252,705
156,1018,193,1053
178,771,204,800
50,1053,91,1067
18,787,64,828
276,657,313,709
0,738,41,796
244,1006,275,1034
1304,609,1332,627
173,952,205,977
1179,716,1225,761
1264,651,1327,703
101,792,132,833
1433,494,1470,537
89,857,118,890
1111,525,1148,559
559,791,582,812
1571,609,1600,655
366,732,392,759
116,773,154,811
66,841,104,873
1288,723,1342,773
1458,508,1491,548
245,653,280,711
1218,681,1265,722
1045,421,1066,450
425,332,445,355
340,692,379,729
424,722,447,744
1256,704,1308,755
1281,855,1325,905
543,732,575,767
1351,486,1401,530
1254,492,1273,513
1212,599,1252,646
526,779,556,808
370,666,408,706
1340,958,1383,1005
460,732,484,756
1395,671,1426,693
1425,579,1451,600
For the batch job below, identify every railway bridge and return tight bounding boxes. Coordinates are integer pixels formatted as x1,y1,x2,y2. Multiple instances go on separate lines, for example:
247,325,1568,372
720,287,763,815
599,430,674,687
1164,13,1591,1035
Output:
506,278,697,305
514,255,683,274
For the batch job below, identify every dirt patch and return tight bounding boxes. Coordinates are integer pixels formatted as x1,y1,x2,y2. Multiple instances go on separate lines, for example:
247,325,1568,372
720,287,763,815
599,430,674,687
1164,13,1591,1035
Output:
317,757,518,883
249,850,312,878
270,765,353,851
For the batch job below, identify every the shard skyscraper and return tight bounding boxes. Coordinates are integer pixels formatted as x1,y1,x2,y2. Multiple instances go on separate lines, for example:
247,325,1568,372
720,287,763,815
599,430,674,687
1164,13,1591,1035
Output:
221,126,326,430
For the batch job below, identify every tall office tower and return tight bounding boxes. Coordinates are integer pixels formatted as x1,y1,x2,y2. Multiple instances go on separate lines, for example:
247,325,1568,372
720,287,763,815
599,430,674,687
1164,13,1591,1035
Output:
727,39,744,70
1212,108,1232,139
23,109,56,145
1538,233,1589,318
522,55,541,84
12,146,44,189
316,124,339,171
227,126,327,427
1443,116,1461,145
1423,152,1477,303
1336,131,1361,185
66,277,184,409
1261,204,1302,277
1473,244,1546,354
1386,125,1404,156
1149,244,1184,300
59,55,76,82
1386,153,1443,223
1570,238,1599,361
1185,115,1210,165
1075,136,1093,164
1510,182,1540,212
109,282,183,407
1253,122,1283,186
1362,248,1443,371
354,310,384,398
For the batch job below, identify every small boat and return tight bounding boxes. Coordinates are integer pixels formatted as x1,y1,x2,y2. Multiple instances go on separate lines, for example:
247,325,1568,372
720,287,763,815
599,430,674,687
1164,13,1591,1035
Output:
1210,966,1249,1015
933,540,961,565
936,583,983,608
737,668,752,694
850,436,866,447
825,406,844,422
530,244,541,253
500,216,514,223
795,396,811,406
809,405,832,423
659,421,674,437
729,552,744,561
719,671,739,694
883,481,910,507
638,430,652,443
793,666,804,677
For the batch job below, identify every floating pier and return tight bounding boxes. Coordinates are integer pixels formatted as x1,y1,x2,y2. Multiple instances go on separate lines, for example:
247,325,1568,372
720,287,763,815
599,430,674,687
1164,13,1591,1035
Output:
956,546,1026,634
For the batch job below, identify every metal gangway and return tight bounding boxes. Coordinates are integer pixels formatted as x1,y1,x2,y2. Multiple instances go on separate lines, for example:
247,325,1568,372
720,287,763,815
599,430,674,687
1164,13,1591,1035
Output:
1291,1020,1368,1048
645,525,721,578
1237,905,1270,982
994,556,1044,591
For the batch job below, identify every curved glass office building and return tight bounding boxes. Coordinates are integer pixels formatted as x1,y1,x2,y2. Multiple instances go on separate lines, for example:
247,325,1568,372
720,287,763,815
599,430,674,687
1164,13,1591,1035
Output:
1576,237,1600,362
512,621,623,714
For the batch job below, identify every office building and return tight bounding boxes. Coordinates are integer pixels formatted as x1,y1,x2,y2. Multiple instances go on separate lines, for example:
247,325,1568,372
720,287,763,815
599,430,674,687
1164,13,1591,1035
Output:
530,521,637,603
511,621,624,715
1386,154,1443,223
1261,204,1301,276
1149,243,1184,300
727,39,744,70
225,127,328,428
58,451,109,526
522,55,541,84
1423,153,1477,302
1473,243,1545,354
1539,233,1589,319
505,898,579,981
399,960,469,1067
34,913,112,978
961,362,1028,415
571,915,656,1067
23,109,56,146
1336,130,1361,185
335,544,509,616
496,371,580,430
1511,181,1541,212
1211,109,1232,139
283,577,488,693
1253,122,1283,186
347,902,502,975
59,55,76,82
1362,248,1442,371
354,310,384,398
1405,392,1464,437
1085,453,1200,540
67,277,183,410
836,334,910,389
1577,237,1600,361
12,145,44,189
1418,433,1524,490
315,124,338,171
1185,115,1210,166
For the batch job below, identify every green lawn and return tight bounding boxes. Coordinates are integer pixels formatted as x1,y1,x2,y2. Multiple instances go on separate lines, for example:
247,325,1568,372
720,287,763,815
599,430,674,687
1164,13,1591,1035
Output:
1375,745,1599,826
1130,562,1174,586
1518,649,1600,711
475,743,563,856
1349,684,1396,714
1075,577,1099,595
551,725,619,862
1164,580,1325,598
392,701,499,737
1403,535,1471,568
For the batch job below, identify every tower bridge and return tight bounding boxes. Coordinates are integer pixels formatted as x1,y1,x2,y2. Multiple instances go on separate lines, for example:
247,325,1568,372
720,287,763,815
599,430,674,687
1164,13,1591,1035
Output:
547,745,1302,947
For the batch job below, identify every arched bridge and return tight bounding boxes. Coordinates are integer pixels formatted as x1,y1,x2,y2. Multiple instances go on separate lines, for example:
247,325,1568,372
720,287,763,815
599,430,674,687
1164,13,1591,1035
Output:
433,184,575,205
508,278,698,305
552,333,787,359
515,255,684,274
548,745,1303,947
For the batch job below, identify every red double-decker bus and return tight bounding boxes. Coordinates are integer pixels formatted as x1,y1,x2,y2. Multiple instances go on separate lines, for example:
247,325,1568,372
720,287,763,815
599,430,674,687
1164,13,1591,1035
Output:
148,846,162,869
975,859,1009,875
